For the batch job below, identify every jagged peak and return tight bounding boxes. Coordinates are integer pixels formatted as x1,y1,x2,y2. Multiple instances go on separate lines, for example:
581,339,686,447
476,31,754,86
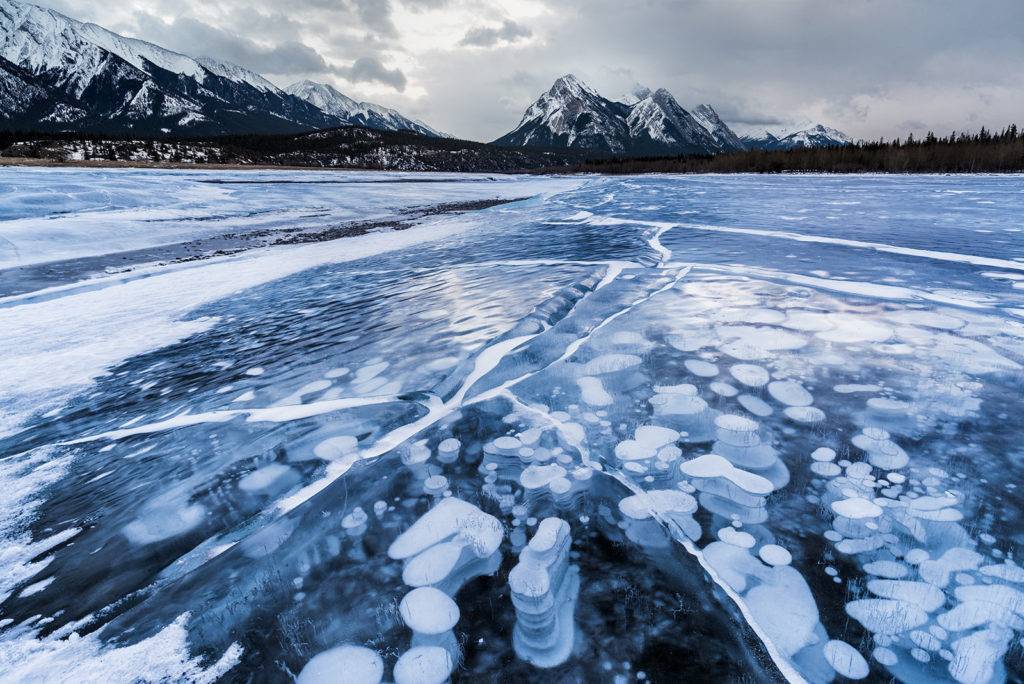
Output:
548,73,598,99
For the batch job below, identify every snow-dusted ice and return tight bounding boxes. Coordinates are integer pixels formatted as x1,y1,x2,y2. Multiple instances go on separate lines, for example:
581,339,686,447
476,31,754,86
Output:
2,170,1024,683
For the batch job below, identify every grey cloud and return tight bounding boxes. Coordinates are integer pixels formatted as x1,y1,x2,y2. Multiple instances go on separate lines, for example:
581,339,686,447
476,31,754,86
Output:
135,15,331,74
335,56,407,90
350,0,398,37
460,19,531,47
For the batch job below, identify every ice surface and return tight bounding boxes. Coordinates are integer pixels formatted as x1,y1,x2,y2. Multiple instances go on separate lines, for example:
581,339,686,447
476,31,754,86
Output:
3,171,1024,682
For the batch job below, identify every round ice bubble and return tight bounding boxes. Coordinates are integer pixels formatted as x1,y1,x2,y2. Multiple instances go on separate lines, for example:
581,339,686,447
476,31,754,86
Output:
297,645,384,684
758,544,792,566
393,646,454,684
399,587,460,634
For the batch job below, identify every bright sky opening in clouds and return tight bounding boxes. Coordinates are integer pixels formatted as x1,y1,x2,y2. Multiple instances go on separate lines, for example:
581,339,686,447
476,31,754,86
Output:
34,0,1024,143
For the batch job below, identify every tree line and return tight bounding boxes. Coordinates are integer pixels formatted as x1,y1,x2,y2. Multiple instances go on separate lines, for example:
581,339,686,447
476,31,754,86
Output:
542,124,1023,174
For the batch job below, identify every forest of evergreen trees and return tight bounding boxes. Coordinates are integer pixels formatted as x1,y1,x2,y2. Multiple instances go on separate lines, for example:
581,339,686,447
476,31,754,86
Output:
548,125,1023,174
2,124,1021,174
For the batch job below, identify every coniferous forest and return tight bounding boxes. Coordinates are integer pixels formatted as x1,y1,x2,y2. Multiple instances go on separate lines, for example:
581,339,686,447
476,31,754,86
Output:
546,125,1023,174
1,124,1021,174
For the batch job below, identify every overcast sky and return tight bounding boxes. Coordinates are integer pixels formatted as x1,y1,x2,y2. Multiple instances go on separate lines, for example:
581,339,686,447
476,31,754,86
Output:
38,0,1024,142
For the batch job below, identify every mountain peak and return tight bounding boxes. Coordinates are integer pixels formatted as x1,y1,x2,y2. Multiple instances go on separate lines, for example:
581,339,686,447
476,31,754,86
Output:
549,74,598,99
619,84,652,106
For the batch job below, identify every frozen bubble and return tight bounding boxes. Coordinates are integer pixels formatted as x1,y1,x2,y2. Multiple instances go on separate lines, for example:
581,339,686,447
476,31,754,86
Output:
238,463,293,493
831,497,882,519
887,310,965,330
314,435,359,461
123,503,206,545
685,359,718,377
521,464,569,490
954,584,1024,614
577,376,613,406
666,332,716,352
718,527,755,548
781,311,835,332
729,364,770,388
767,380,813,407
653,383,698,395
549,477,572,495
493,436,522,452
714,414,760,447
811,447,836,462
823,640,869,680
403,440,432,466
980,562,1024,584
297,645,383,684
581,353,642,375
680,454,774,495
615,440,656,462
709,381,738,397
424,475,449,495
948,626,1014,684
816,315,893,344
324,367,350,379
919,548,983,588
635,425,680,449
784,406,825,423
438,438,461,455
758,544,792,566
610,331,651,347
618,489,697,520
355,361,389,382
400,587,460,634
872,646,898,666
846,598,928,634
867,397,911,413
864,560,909,579
737,394,773,417
244,367,264,376
342,507,368,531
388,498,503,562
868,580,946,612
718,326,808,360
393,646,454,684
812,462,842,477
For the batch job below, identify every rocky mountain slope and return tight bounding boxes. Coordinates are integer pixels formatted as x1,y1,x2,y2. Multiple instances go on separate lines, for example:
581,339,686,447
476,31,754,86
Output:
740,124,853,151
0,0,440,137
497,75,851,156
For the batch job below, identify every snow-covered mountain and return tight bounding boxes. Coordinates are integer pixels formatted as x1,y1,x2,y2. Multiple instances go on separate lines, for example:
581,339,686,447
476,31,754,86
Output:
492,74,632,153
691,103,745,152
494,75,742,156
740,123,853,151
0,0,440,137
284,81,445,138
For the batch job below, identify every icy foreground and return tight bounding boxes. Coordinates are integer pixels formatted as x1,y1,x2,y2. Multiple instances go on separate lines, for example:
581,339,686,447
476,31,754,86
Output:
1,171,1024,683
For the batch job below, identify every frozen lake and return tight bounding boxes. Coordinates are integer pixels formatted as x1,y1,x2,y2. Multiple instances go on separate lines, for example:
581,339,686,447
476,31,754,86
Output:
2,169,1024,683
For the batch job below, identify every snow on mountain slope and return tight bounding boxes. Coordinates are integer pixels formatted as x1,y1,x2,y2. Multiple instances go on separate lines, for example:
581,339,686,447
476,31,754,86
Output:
626,88,720,154
0,0,347,134
740,123,853,150
691,104,745,152
197,57,279,93
284,80,445,137
493,74,633,153
495,75,737,156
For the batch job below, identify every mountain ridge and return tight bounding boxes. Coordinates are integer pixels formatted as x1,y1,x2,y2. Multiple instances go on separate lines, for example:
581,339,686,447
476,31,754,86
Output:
0,0,441,137
496,74,850,156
